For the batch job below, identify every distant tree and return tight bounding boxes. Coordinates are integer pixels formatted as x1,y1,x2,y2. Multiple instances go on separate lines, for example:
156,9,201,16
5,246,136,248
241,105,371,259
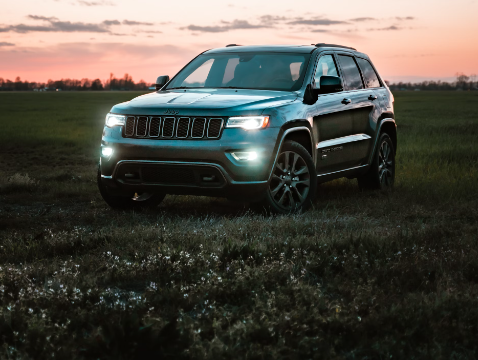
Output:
91,79,103,90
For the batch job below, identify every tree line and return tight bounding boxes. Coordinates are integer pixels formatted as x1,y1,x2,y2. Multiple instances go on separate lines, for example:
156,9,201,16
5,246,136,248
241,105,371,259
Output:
387,73,477,91
0,73,151,91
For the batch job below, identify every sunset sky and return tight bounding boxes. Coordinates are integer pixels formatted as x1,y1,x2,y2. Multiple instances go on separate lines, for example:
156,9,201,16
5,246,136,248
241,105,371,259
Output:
1,0,477,84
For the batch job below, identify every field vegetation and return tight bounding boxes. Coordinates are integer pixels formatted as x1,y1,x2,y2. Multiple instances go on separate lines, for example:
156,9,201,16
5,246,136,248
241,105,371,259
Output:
1,91,478,359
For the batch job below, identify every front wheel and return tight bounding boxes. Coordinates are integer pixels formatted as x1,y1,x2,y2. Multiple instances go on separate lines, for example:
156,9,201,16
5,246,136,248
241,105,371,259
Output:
261,140,317,214
97,167,166,209
357,133,395,190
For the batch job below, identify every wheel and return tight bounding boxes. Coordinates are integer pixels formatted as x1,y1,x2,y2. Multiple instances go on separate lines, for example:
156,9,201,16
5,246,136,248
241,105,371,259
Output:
97,166,166,209
261,140,317,214
358,133,395,190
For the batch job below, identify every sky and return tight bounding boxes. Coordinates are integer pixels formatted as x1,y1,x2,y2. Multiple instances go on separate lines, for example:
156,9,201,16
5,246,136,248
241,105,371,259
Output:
1,0,477,84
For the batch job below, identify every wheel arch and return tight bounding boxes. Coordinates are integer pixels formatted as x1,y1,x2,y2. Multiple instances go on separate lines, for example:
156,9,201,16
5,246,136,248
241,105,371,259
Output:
267,123,315,181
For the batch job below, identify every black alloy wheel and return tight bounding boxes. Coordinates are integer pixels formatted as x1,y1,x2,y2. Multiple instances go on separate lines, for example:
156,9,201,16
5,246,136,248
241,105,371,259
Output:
358,133,395,190
263,140,317,213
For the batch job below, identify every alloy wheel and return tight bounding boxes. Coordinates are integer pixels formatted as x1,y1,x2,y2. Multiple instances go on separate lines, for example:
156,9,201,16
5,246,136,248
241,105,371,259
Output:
269,151,311,210
378,140,394,188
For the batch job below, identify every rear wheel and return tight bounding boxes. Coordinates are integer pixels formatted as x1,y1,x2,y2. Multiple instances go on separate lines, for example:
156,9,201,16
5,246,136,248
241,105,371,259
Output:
358,133,395,190
261,140,317,214
97,167,166,209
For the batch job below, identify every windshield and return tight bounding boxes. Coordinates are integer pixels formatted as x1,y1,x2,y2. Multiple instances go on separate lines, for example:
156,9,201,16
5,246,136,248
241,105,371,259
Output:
166,52,311,91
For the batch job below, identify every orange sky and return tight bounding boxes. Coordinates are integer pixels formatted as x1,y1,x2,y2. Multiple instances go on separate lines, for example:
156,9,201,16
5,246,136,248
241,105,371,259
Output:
1,0,477,83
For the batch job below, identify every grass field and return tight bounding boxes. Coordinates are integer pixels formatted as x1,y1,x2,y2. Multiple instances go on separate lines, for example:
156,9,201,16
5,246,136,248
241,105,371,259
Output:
1,91,478,359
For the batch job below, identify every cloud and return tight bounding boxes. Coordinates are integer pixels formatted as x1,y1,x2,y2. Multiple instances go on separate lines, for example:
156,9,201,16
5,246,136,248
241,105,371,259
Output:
122,20,154,26
288,18,348,26
0,16,110,33
103,20,121,26
27,15,58,21
0,42,15,46
182,19,268,32
369,25,403,31
0,16,154,34
395,16,414,21
350,17,377,22
77,0,115,5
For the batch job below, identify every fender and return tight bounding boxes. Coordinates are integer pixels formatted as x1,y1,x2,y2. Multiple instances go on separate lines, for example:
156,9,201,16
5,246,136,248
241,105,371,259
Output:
267,123,314,180
368,118,396,164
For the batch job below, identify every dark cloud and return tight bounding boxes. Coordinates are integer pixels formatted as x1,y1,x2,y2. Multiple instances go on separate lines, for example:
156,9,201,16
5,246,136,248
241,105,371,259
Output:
368,25,403,31
395,16,414,21
0,16,154,34
288,18,348,26
27,15,58,21
258,15,288,25
138,30,162,34
0,42,15,46
103,20,121,26
122,20,154,26
350,17,377,22
311,29,331,33
182,19,267,33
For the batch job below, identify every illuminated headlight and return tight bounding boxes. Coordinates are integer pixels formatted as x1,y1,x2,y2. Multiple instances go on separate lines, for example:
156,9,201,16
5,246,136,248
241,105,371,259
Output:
105,113,126,127
226,116,269,130
101,147,113,157
231,151,258,161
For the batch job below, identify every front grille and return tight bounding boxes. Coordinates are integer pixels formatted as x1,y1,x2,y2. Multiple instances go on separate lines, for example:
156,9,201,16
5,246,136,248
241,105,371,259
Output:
136,117,148,137
125,117,135,136
149,117,161,137
122,115,225,140
141,166,196,184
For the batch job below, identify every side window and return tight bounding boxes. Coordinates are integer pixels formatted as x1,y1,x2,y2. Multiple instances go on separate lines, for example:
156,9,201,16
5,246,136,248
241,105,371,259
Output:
356,58,381,88
313,54,338,89
337,55,364,91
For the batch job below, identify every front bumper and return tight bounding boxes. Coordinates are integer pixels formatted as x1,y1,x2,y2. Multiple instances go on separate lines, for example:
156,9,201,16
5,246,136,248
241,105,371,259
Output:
99,126,280,200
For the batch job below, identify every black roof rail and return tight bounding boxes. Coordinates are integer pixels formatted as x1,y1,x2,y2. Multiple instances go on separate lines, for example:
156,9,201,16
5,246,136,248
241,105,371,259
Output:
225,44,241,47
314,43,356,51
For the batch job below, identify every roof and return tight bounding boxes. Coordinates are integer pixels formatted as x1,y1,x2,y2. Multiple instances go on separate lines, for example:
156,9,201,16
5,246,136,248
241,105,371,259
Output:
204,45,317,54
203,44,359,55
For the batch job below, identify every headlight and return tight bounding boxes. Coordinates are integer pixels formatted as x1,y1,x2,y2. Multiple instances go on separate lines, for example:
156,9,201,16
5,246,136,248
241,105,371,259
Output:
105,113,126,127
226,116,269,130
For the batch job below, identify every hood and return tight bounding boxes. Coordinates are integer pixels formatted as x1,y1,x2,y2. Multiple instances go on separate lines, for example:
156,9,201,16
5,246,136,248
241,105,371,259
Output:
110,88,298,115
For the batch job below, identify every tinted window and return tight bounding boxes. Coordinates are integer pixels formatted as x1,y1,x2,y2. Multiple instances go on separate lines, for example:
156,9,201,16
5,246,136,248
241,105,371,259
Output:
166,53,311,91
314,54,339,89
337,55,363,90
356,58,381,88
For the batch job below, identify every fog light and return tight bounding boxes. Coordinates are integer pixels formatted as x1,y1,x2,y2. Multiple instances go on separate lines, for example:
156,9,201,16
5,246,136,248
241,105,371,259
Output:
231,151,257,161
102,147,113,157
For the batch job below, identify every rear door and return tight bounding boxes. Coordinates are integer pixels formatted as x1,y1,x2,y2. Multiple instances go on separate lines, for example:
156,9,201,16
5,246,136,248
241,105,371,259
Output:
334,53,378,166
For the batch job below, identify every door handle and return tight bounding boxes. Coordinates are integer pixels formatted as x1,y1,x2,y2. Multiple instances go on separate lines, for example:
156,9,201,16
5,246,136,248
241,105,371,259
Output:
342,98,352,105
368,95,378,100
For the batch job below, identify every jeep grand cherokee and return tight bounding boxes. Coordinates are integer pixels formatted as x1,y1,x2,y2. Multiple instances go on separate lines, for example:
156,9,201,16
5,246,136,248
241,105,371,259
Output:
98,43,396,214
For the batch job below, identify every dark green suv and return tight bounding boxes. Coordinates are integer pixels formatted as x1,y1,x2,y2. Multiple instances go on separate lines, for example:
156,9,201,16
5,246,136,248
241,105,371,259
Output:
98,43,396,213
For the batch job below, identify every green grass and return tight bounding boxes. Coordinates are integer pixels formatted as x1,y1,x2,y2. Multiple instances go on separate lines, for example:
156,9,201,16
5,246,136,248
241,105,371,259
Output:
0,91,478,359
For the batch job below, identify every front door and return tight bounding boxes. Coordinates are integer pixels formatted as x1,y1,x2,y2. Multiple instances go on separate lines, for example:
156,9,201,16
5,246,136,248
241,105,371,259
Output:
313,53,371,174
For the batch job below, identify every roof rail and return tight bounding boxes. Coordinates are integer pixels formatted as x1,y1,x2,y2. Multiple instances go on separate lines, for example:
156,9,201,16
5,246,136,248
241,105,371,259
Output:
314,43,356,51
225,44,241,47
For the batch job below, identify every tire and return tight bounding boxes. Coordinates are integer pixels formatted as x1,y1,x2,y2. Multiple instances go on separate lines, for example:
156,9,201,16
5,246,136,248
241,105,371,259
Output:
357,133,395,190
97,166,166,209
261,140,317,214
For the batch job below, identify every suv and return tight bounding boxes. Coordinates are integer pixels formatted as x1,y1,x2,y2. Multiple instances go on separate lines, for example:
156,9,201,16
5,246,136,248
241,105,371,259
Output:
98,43,396,214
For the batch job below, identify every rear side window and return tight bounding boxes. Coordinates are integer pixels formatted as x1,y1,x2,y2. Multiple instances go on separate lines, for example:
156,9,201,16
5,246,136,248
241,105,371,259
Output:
337,55,363,90
356,58,381,88
313,54,339,89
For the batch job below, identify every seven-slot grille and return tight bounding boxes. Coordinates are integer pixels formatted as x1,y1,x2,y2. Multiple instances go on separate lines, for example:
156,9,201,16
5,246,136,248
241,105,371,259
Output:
124,116,224,140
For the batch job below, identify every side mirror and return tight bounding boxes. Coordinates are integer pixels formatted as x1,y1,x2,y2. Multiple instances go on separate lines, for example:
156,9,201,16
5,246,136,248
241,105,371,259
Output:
318,76,343,94
155,75,169,90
